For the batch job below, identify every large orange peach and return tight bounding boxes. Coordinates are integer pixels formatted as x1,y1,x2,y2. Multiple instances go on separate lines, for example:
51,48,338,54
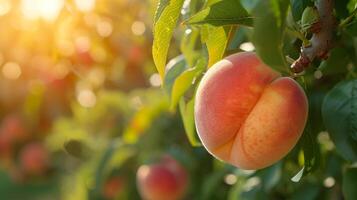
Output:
136,155,188,200
195,52,308,170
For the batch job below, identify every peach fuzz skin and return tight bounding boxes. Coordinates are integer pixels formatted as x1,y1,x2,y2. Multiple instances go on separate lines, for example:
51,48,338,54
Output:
194,52,308,170
136,155,188,200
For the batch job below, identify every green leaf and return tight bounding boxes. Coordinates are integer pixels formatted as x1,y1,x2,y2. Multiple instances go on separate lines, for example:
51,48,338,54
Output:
227,27,248,50
252,0,289,74
256,162,282,191
300,121,320,173
185,0,253,27
201,25,232,67
291,166,305,182
163,55,188,95
240,0,260,13
153,0,170,24
180,28,201,66
152,0,185,79
290,183,320,200
64,139,92,160
318,47,350,76
179,98,201,146
322,80,357,161
290,0,312,21
343,167,357,200
345,21,357,36
300,7,319,31
170,58,206,109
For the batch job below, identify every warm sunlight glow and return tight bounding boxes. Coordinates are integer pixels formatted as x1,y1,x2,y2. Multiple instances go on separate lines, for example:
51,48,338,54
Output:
21,0,64,21
224,174,237,185
239,42,255,52
77,89,97,108
40,0,64,21
2,62,22,80
75,0,96,12
53,61,70,79
97,20,113,38
0,0,11,16
88,68,105,87
131,21,146,36
75,36,91,52
324,177,335,188
57,40,75,57
149,73,161,87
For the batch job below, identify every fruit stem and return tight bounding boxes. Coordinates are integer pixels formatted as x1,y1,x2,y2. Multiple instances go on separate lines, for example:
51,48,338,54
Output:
291,0,335,73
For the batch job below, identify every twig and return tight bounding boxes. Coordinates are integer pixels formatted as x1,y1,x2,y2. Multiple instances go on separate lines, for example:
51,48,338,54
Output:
291,0,336,73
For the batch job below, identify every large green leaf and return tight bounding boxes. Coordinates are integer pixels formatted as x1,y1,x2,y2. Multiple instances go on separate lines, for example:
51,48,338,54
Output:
252,0,289,74
318,47,350,76
170,58,206,109
180,28,201,66
290,0,312,21
153,0,170,24
300,7,319,32
343,167,357,200
240,0,260,13
163,55,188,95
322,80,357,161
201,25,232,67
152,0,185,79
186,0,253,27
179,97,201,147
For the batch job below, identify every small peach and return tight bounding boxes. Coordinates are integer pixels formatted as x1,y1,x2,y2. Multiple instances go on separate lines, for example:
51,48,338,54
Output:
19,143,49,175
136,155,188,200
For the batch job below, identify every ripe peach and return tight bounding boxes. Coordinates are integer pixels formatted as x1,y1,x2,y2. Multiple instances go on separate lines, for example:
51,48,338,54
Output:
136,155,188,200
103,176,124,199
19,143,49,175
0,115,28,143
195,52,308,170
0,134,12,160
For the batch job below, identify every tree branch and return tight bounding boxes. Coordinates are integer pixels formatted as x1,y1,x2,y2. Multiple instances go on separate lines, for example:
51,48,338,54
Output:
291,0,335,74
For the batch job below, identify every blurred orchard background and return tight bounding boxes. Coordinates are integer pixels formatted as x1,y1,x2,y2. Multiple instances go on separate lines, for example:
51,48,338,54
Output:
0,0,172,199
0,0,354,200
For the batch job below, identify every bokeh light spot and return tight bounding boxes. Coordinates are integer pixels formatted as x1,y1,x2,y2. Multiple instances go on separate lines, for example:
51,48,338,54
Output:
224,174,237,185
314,70,323,79
131,21,146,36
0,0,11,16
88,68,105,88
240,42,255,52
323,177,335,188
77,89,97,108
75,36,91,52
149,73,162,87
243,177,261,192
2,62,22,80
75,0,95,12
21,0,64,22
53,61,70,79
97,20,113,38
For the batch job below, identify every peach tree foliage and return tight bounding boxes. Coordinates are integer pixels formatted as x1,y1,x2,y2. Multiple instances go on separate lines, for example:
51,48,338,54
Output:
152,0,357,199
